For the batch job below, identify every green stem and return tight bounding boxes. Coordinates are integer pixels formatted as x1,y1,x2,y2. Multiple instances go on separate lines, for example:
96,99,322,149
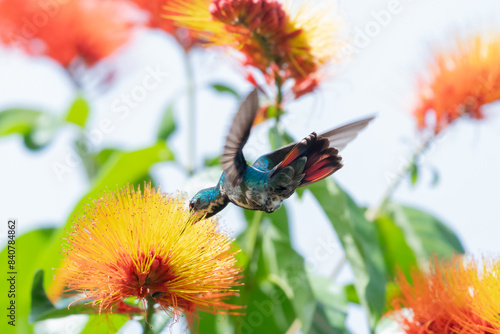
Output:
183,50,196,176
143,294,156,334
367,135,436,220
246,211,263,262
275,74,283,123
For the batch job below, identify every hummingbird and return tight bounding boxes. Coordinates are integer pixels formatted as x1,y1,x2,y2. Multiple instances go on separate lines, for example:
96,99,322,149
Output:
189,89,374,220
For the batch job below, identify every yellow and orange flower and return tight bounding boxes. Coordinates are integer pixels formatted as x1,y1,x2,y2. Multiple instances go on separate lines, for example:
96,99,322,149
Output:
58,183,242,320
131,0,202,50
0,0,135,67
167,0,343,98
415,34,500,133
387,256,500,333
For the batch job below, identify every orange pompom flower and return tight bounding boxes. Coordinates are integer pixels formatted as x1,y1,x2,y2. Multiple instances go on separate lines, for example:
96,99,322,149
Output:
131,0,202,50
167,0,343,99
58,183,242,321
0,0,135,67
415,34,500,133
387,256,500,333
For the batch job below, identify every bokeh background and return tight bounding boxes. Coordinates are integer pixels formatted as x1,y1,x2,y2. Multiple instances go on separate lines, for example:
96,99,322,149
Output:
1,0,499,333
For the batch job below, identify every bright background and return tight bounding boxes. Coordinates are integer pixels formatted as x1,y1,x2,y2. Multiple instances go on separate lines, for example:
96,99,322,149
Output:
1,0,499,332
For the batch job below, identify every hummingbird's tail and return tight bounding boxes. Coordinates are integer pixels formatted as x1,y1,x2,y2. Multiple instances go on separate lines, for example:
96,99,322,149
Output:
270,133,343,191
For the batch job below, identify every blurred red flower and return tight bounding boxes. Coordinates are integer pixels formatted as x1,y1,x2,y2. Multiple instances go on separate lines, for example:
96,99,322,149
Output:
0,0,135,67
415,34,500,133
131,0,202,50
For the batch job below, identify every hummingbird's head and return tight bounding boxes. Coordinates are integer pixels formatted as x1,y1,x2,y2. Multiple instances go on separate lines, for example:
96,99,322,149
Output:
189,187,228,222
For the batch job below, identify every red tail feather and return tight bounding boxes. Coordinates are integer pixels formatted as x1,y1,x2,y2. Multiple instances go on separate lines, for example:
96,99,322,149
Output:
273,132,343,187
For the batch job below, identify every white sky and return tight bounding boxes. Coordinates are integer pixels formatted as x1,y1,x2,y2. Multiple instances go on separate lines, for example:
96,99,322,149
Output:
1,0,500,333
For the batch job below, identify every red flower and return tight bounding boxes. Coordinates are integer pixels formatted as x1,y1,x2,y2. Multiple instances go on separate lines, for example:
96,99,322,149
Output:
387,256,500,333
415,34,500,133
167,0,343,99
0,0,135,67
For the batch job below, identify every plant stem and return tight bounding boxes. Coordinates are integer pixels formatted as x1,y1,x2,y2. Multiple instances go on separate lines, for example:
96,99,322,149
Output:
275,73,283,123
367,135,436,220
183,50,196,176
143,294,156,334
246,211,263,262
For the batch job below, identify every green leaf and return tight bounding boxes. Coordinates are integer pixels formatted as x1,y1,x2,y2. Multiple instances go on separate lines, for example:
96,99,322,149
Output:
409,162,418,186
191,312,236,334
81,314,130,334
90,141,173,188
266,106,278,119
236,207,316,333
374,215,417,280
0,109,60,150
307,275,349,334
268,126,294,151
344,284,360,304
304,179,387,329
381,202,464,259
30,270,56,323
30,270,94,323
210,83,240,98
204,155,221,167
0,228,56,334
66,95,90,127
0,109,40,136
157,103,176,141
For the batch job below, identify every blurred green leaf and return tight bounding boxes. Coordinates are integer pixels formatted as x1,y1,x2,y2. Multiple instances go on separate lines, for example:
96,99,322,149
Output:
304,179,387,329
0,109,60,150
0,227,56,334
93,148,120,173
344,284,360,304
90,141,173,188
268,126,294,151
204,155,221,167
191,312,236,334
81,314,130,334
266,106,278,119
66,95,90,127
409,162,418,186
235,207,316,333
30,270,94,323
210,83,240,98
30,270,56,323
374,215,417,280
307,275,349,334
0,109,40,136
381,202,464,259
157,103,176,141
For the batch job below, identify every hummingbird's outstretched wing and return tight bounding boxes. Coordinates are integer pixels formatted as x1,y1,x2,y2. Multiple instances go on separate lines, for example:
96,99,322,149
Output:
221,89,260,186
253,116,375,171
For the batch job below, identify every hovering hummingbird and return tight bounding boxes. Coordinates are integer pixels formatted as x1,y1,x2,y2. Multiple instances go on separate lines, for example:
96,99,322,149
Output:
189,90,374,220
